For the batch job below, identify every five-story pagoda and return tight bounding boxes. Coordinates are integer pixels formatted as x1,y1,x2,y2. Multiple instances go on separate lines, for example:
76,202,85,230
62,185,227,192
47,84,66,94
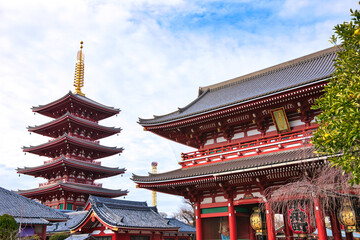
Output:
17,42,127,210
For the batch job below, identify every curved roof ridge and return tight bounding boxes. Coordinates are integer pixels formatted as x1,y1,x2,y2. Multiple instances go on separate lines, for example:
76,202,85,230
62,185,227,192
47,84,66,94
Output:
138,89,209,123
28,111,121,132
199,45,340,94
23,133,124,152
17,156,126,173
32,91,120,113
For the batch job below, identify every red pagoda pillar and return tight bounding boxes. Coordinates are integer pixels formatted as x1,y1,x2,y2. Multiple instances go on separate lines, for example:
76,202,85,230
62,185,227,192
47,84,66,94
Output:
265,202,276,240
195,201,203,240
329,212,342,240
283,212,293,240
314,197,327,240
228,198,237,240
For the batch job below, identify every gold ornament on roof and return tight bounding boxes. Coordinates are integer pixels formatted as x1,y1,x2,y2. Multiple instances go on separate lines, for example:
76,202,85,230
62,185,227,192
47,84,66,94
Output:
73,41,85,96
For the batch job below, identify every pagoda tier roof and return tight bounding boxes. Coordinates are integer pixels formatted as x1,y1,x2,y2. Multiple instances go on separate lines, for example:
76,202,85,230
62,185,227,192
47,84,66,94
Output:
32,91,120,120
0,187,68,225
139,46,339,126
17,182,128,198
132,146,322,184
28,112,121,140
23,133,123,160
71,196,179,232
17,156,126,179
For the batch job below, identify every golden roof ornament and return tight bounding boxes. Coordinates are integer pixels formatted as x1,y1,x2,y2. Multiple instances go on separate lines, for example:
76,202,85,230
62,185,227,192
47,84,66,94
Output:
73,41,85,96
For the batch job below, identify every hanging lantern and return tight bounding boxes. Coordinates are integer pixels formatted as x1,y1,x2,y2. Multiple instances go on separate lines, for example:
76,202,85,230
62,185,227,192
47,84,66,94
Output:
250,207,266,235
338,199,357,232
287,202,315,238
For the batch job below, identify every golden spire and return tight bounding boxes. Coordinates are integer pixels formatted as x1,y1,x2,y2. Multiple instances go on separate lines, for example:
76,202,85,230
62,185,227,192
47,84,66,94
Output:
151,162,158,206
73,41,85,96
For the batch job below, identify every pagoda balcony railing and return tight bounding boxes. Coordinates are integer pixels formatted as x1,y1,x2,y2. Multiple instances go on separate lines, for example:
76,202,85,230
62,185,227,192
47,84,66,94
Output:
180,126,317,168
44,156,101,165
39,179,102,188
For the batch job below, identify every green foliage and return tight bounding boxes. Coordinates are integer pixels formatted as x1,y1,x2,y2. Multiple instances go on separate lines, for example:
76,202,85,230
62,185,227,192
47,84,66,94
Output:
0,214,18,240
22,234,41,240
49,232,69,240
312,2,360,185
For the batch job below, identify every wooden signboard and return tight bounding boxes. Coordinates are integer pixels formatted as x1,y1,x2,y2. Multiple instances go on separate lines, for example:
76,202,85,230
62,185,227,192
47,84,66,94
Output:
270,107,291,133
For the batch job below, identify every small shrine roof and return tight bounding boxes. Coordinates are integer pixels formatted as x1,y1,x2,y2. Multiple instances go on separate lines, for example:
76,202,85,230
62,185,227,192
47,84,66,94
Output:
132,147,322,183
65,234,95,240
71,196,178,231
28,112,121,138
139,46,339,126
17,156,126,177
23,133,123,159
0,187,68,224
165,218,196,233
16,182,128,198
32,91,120,119
48,211,88,233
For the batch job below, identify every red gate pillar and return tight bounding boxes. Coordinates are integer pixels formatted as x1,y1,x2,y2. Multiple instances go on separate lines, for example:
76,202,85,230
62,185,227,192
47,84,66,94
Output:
228,198,237,240
283,212,293,240
346,232,354,240
314,197,327,240
41,225,47,240
249,222,256,240
329,212,342,240
195,201,203,240
265,202,276,240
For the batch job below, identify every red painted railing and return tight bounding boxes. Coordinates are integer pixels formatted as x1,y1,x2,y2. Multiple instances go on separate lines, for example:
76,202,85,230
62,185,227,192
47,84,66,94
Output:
180,126,317,168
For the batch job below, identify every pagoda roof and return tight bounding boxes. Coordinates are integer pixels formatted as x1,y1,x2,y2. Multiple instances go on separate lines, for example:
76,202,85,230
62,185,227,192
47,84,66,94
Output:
139,46,339,126
17,156,125,178
32,91,120,120
71,196,179,232
132,146,322,183
0,187,68,225
17,182,128,198
28,112,121,140
23,133,123,159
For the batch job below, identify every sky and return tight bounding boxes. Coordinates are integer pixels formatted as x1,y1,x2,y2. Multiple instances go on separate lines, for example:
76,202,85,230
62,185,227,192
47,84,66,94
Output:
0,0,357,216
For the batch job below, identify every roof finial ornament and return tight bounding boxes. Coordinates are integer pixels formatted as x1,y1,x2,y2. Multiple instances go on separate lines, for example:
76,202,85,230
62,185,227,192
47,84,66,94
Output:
73,41,85,96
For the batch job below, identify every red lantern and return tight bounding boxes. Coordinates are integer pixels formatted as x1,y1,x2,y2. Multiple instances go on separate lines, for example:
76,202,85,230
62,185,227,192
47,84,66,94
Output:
287,202,316,238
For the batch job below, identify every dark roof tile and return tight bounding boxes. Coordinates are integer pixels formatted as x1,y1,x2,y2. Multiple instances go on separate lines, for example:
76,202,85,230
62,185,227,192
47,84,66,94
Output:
132,147,321,182
0,187,68,224
139,46,339,125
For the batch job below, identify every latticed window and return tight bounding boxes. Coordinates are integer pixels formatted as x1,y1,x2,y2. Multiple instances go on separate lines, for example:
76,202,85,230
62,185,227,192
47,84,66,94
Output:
130,236,150,240
94,237,112,240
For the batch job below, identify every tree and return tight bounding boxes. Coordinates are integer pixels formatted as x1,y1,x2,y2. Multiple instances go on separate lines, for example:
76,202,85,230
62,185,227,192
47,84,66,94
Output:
172,199,195,226
49,232,69,240
312,2,360,185
0,214,18,240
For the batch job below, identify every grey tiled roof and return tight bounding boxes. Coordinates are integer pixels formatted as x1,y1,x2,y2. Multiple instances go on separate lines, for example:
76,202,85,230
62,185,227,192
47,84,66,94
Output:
17,182,128,197
165,218,196,233
17,156,126,176
72,196,178,230
132,147,320,182
0,187,68,225
65,234,95,240
139,46,339,125
14,217,50,225
48,211,88,233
